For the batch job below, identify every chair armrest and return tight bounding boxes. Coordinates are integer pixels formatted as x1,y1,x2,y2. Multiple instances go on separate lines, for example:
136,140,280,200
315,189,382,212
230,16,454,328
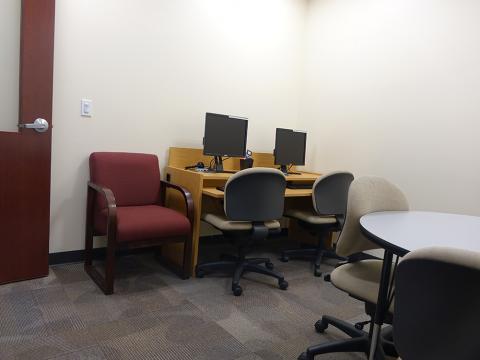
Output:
87,182,117,236
88,182,117,209
160,180,194,226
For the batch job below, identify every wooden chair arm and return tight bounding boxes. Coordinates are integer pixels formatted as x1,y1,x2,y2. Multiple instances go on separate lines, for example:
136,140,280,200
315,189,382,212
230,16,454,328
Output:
160,180,194,226
88,182,116,208
87,181,117,235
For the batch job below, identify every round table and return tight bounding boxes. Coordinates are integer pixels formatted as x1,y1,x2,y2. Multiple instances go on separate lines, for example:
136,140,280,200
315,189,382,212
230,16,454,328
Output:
359,211,480,360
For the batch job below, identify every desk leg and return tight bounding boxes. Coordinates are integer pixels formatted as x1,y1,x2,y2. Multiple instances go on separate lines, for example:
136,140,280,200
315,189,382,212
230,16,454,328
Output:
368,250,393,360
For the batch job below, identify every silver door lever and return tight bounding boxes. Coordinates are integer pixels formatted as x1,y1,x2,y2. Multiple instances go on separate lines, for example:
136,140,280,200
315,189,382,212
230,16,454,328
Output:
18,118,49,133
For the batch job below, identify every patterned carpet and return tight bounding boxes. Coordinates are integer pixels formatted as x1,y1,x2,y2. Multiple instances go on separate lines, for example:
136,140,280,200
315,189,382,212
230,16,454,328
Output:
0,238,367,360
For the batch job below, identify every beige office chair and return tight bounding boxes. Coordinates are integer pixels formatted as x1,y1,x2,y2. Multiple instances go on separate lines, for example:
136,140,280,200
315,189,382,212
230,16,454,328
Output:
281,171,354,277
394,247,480,360
196,168,288,296
299,176,409,360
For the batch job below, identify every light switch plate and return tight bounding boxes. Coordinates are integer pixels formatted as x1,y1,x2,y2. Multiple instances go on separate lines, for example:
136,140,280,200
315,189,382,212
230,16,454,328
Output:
81,99,93,117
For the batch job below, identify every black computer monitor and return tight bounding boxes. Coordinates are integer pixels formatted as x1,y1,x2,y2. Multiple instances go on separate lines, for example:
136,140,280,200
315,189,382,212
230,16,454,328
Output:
203,112,248,172
274,128,307,174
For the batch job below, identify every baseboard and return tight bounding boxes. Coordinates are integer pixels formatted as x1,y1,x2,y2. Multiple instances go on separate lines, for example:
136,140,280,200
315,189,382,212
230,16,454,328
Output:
48,229,289,265
48,247,151,265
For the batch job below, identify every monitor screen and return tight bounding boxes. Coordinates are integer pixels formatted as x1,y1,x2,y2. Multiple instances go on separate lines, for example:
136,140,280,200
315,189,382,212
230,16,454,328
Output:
274,128,307,166
203,113,248,157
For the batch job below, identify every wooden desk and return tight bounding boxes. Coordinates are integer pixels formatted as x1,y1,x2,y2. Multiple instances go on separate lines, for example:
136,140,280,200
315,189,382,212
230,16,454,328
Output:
162,147,321,276
202,187,313,199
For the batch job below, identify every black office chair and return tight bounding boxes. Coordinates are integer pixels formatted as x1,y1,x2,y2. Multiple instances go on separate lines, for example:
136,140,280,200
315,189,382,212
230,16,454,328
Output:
195,168,288,296
280,172,354,276
394,247,480,360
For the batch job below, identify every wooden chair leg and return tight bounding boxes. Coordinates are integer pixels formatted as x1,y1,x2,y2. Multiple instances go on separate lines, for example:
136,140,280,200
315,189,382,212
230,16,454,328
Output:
182,234,193,279
84,214,117,295
104,240,116,294
84,230,94,267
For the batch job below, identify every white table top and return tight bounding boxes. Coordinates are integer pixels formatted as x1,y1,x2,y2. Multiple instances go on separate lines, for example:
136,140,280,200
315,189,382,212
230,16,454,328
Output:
360,211,480,255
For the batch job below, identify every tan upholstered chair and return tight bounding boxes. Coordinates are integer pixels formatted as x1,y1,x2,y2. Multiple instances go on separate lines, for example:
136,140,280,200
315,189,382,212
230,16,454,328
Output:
196,168,288,296
394,247,480,360
281,171,354,276
299,176,409,360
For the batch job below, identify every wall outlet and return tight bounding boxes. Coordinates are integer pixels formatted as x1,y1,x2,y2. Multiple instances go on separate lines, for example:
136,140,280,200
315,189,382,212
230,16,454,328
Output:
81,99,93,117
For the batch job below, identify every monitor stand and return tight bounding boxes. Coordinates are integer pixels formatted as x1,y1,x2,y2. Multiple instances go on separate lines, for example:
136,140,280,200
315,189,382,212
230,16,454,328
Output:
210,156,223,172
279,165,301,176
208,156,238,173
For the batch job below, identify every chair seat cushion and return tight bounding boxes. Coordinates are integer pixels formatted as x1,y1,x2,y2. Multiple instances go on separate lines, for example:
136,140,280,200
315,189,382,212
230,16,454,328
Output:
202,213,280,232
284,209,337,225
95,205,190,242
331,259,394,313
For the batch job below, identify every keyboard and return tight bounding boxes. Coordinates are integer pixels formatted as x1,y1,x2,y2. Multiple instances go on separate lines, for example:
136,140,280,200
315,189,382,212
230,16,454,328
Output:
286,182,313,190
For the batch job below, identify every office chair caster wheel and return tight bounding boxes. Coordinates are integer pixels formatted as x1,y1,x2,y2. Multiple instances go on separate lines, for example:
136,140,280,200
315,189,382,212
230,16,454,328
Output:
232,285,243,296
278,279,288,290
323,274,331,282
195,268,205,278
314,268,322,277
315,319,328,333
297,352,309,360
280,254,289,262
355,322,364,330
265,261,274,270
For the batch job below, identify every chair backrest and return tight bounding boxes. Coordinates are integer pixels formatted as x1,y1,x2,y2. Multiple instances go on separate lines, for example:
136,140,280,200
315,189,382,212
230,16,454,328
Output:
312,171,354,224
394,247,480,360
336,176,409,257
89,152,161,210
224,168,286,222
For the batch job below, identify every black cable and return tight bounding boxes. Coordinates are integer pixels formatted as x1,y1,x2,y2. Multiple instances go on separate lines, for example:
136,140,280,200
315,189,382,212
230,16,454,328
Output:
208,156,231,171
209,157,215,170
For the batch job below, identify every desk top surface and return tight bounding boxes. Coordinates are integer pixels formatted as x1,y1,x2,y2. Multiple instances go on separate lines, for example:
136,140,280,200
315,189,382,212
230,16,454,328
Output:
167,166,321,182
360,211,480,256
202,187,313,199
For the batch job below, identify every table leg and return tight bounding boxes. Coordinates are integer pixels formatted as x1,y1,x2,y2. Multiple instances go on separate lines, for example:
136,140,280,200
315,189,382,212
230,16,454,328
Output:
368,250,393,360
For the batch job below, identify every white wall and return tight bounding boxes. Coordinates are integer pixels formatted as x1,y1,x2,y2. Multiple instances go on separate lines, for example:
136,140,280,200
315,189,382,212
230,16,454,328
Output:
50,0,307,252
0,0,21,132
301,0,480,216
51,0,480,253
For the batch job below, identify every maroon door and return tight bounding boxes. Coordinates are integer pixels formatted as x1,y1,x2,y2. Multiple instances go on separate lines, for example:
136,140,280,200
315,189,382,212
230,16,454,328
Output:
0,0,55,284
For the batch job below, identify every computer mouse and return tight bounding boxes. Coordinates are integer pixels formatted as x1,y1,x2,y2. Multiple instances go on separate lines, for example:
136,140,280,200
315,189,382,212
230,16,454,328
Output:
196,162,205,169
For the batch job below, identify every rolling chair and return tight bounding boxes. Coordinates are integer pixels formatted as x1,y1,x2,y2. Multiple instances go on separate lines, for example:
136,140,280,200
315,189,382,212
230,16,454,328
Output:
299,176,409,360
394,247,480,360
280,172,354,276
195,168,288,296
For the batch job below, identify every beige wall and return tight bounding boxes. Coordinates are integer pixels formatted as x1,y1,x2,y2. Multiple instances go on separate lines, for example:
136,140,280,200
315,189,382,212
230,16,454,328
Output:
0,0,21,132
301,0,480,216
50,0,307,252
51,0,480,253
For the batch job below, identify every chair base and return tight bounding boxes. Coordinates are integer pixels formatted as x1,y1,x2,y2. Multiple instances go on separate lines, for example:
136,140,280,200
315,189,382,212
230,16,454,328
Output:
196,254,288,296
298,315,397,360
280,247,345,277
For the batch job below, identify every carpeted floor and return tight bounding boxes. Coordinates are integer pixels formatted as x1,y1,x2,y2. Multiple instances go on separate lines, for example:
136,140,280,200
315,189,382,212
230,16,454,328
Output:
0,238,368,360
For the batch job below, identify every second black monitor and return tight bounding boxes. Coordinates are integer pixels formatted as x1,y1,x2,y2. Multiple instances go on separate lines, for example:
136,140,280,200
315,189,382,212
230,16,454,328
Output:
274,128,307,173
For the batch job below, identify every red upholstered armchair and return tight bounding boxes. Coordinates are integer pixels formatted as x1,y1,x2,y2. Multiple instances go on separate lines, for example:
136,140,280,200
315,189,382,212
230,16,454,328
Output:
85,152,193,295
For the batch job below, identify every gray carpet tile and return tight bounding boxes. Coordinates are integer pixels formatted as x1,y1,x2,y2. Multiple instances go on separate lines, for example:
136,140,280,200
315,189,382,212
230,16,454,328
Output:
0,240,368,360
48,346,106,360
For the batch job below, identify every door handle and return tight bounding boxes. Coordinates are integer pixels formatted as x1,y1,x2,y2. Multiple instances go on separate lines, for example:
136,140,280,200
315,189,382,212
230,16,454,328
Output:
18,118,49,133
